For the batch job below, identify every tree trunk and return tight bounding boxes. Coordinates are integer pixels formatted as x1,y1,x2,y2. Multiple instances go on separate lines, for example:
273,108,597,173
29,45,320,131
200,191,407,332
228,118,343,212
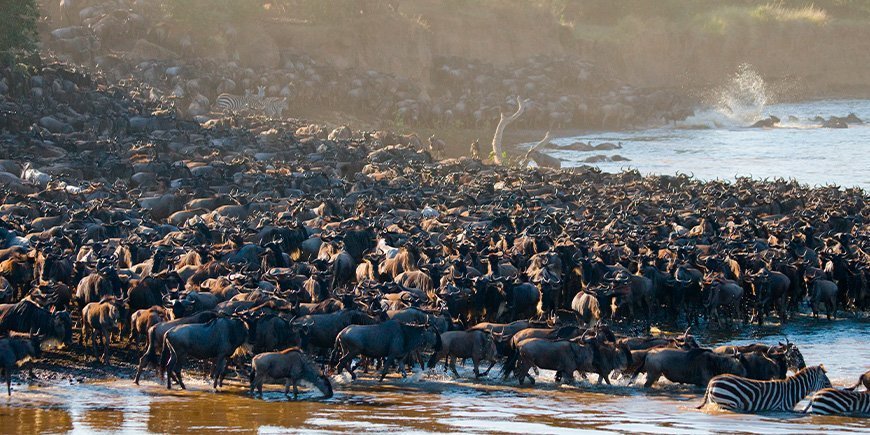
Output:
520,130,551,167
491,96,528,165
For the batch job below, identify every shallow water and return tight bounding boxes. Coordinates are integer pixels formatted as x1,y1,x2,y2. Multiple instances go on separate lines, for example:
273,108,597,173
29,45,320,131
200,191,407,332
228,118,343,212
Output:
543,99,870,190
2,316,867,434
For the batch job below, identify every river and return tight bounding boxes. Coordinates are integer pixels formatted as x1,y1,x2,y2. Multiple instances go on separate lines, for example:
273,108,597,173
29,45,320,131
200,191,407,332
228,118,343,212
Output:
2,317,867,434
540,96,870,191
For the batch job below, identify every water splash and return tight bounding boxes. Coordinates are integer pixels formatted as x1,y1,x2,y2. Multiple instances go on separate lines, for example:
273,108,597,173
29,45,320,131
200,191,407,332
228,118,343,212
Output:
682,64,771,128
714,64,769,124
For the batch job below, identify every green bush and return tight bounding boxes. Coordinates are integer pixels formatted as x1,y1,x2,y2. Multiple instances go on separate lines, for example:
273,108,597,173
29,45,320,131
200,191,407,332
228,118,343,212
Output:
0,0,39,64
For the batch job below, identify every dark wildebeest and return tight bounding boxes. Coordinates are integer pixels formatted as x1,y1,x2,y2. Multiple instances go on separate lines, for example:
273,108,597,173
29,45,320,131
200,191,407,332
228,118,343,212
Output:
252,314,308,353
163,316,250,389
333,320,441,380
0,298,72,347
736,351,787,380
0,335,41,395
426,329,497,377
513,338,592,385
133,310,218,384
630,348,746,387
249,347,333,400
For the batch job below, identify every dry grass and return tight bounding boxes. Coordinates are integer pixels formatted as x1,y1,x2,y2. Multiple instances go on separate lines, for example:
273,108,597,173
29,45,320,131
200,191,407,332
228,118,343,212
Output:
752,2,829,25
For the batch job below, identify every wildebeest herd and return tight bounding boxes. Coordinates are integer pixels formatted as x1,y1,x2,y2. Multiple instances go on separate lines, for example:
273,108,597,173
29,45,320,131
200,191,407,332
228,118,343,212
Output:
0,58,868,417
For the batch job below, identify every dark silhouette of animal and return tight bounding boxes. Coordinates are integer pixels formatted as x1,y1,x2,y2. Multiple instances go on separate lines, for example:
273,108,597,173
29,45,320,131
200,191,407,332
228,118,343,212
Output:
249,347,333,400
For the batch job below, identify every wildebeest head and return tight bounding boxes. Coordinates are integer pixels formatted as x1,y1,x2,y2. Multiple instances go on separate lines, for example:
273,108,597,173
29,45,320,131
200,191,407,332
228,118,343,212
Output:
51,310,73,347
777,339,806,370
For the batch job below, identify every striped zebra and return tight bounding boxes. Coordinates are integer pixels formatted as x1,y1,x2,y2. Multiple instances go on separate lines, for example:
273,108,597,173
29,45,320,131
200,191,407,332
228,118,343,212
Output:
698,365,831,412
804,388,870,415
260,97,288,118
214,85,265,113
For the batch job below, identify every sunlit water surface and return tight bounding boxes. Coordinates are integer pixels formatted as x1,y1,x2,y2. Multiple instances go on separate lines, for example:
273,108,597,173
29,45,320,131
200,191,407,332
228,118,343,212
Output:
1,317,867,434
544,99,870,190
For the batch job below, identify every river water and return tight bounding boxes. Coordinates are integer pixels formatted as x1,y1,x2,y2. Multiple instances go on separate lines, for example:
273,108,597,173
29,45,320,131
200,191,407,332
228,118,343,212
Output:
543,98,870,191
2,317,867,434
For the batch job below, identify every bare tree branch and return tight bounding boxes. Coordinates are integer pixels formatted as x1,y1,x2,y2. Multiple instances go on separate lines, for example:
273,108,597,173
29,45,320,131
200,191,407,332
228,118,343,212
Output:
491,96,528,165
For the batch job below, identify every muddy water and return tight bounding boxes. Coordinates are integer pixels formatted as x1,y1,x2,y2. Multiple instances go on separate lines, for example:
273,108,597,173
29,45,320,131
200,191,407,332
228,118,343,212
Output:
2,317,868,434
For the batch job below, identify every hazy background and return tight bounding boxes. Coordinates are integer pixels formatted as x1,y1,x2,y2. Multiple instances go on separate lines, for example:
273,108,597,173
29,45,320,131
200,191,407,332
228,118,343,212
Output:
41,0,869,96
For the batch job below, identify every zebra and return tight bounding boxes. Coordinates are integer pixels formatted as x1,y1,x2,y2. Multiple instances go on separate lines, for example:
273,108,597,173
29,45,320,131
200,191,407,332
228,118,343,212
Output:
804,388,870,415
697,365,831,412
214,85,265,114
259,97,288,119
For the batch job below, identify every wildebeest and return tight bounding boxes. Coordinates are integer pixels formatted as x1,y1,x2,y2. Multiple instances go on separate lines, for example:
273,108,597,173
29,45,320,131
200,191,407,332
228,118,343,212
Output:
845,369,870,391
129,305,169,347
333,320,441,380
630,348,746,387
133,310,218,385
249,347,333,399
0,298,72,347
427,329,497,377
81,296,127,363
514,338,591,385
0,334,41,395
163,315,250,389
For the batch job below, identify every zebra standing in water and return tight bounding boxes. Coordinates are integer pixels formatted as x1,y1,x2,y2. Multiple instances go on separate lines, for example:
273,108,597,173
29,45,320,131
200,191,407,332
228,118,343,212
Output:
214,86,265,114
698,365,832,412
804,388,870,415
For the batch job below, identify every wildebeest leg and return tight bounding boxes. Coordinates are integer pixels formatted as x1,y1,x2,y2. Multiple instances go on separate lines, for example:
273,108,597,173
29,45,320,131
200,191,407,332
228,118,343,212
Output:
380,356,395,381
165,348,176,389
563,371,575,385
134,352,149,385
102,329,111,364
174,363,185,390
4,368,9,396
472,357,481,378
483,358,496,376
449,356,460,377
283,379,291,397
292,379,299,400
398,356,409,378
212,357,227,390
598,371,611,385
336,352,358,380
643,370,660,388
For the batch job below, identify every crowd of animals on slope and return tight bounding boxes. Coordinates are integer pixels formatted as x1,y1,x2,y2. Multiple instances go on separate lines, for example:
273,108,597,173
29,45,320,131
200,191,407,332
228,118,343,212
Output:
0,57,868,416
45,0,695,132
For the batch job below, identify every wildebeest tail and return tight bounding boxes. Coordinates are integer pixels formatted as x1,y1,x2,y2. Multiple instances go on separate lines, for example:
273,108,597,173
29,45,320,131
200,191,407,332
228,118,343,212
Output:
696,387,711,409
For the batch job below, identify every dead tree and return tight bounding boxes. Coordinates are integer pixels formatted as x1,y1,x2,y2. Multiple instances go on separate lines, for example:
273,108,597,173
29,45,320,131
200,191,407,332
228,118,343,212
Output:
491,96,529,165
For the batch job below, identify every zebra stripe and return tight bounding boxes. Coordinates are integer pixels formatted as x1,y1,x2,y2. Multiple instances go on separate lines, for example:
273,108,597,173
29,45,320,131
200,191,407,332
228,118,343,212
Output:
260,97,288,118
214,94,260,113
699,365,831,412
213,86,265,113
805,388,870,415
